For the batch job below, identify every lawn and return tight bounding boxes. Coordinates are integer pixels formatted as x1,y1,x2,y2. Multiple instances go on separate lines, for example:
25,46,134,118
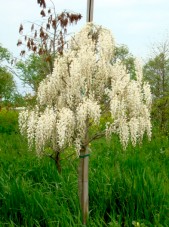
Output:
0,111,168,226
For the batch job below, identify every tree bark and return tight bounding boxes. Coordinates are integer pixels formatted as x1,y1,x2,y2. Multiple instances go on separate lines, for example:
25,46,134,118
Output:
78,145,89,225
55,151,61,173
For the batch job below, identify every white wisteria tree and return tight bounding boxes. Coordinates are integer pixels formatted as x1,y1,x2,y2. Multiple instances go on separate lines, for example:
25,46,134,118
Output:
19,23,152,224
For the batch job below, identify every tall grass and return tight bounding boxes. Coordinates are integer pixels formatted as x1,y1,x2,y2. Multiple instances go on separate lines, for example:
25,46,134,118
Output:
89,135,169,226
0,111,168,226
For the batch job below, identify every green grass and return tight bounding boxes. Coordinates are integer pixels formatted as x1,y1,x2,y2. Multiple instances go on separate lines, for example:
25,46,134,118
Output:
0,116,168,226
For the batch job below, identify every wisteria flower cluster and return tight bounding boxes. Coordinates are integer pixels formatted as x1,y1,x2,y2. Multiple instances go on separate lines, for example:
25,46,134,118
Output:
19,23,152,155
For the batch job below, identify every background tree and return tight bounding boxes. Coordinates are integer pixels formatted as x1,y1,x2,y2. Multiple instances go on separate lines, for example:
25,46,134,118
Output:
0,45,16,104
19,23,152,224
113,44,136,79
16,0,82,92
0,68,16,101
0,45,10,62
143,40,169,132
16,54,50,92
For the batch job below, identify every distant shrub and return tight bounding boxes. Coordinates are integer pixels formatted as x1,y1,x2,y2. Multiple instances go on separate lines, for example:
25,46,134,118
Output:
0,109,19,134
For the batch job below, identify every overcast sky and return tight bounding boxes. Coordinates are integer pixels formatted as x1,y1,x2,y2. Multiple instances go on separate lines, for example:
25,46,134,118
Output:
0,0,169,93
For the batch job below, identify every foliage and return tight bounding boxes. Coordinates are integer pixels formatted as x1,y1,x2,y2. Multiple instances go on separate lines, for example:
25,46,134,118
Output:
0,44,16,102
0,129,168,226
16,54,51,92
144,41,169,133
0,109,19,134
113,44,136,79
10,93,27,107
0,45,10,62
0,67,16,100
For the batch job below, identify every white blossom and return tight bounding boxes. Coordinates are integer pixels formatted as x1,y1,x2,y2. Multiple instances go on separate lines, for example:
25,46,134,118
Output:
128,118,139,146
19,107,39,148
56,108,75,148
35,107,56,153
19,109,29,136
76,98,101,140
19,23,152,156
135,59,143,84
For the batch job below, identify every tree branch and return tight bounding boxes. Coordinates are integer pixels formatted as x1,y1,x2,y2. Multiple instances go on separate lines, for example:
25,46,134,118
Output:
89,130,105,143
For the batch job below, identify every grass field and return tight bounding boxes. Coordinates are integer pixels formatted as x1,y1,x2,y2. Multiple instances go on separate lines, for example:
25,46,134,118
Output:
0,111,168,226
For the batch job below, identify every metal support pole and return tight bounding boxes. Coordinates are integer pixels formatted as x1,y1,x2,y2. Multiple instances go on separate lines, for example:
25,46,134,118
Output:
87,0,94,22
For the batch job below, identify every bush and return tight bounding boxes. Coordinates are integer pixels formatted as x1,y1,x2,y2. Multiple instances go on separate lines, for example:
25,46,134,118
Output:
0,109,19,134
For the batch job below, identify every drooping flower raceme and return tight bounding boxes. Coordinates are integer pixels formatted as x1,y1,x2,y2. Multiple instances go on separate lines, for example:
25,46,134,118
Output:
19,23,152,155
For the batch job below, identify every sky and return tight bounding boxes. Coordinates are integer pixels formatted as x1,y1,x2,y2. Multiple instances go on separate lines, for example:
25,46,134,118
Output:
0,0,169,93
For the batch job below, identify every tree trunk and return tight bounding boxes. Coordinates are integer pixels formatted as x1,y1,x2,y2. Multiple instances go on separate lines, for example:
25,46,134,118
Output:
78,145,89,225
55,151,61,173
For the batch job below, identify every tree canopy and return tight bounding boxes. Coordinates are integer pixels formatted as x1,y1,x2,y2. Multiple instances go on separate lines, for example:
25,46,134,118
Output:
0,68,16,100
143,40,169,132
19,23,152,162
16,54,50,92
0,45,16,101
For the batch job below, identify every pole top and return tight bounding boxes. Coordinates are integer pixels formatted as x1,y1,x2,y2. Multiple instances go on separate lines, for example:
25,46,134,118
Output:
87,0,94,22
